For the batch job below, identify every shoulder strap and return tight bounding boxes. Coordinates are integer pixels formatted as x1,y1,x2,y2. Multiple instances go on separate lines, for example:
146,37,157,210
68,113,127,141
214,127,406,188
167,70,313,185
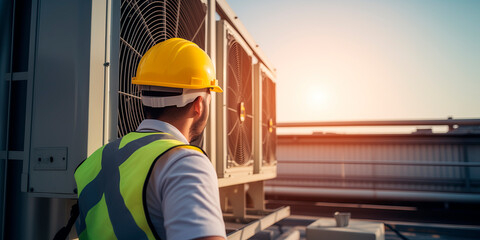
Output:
53,202,79,240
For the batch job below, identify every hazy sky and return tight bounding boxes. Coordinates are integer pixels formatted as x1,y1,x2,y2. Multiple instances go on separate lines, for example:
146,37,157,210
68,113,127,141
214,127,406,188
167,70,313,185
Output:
227,0,480,124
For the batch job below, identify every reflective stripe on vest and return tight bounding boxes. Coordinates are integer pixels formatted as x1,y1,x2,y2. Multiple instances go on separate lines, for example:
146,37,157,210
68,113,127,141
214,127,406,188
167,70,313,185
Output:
74,132,205,239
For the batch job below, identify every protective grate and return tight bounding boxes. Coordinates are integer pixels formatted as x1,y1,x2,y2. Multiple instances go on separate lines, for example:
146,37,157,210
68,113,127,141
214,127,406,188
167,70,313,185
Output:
262,72,277,166
226,33,254,167
118,0,207,137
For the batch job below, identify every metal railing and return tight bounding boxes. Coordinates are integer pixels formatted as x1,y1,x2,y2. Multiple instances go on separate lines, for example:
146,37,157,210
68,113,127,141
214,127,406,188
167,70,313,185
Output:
275,159,479,194
279,160,480,167
269,119,480,202
277,119,480,128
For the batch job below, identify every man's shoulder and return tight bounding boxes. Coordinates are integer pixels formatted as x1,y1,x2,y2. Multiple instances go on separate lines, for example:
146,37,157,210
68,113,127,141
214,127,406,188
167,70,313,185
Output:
165,146,211,168
154,146,213,174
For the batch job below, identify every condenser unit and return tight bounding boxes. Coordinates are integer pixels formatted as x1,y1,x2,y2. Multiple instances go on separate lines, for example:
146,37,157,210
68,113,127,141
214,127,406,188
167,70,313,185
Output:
254,63,277,177
215,20,256,184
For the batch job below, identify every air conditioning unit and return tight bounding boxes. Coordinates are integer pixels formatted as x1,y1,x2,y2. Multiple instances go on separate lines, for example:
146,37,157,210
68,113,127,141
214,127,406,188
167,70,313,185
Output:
215,20,256,184
21,0,119,197
15,0,212,197
118,0,209,137
254,63,277,177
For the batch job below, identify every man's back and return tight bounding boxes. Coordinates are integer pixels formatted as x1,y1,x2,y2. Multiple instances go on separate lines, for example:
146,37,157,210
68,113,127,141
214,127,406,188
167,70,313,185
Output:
75,124,225,239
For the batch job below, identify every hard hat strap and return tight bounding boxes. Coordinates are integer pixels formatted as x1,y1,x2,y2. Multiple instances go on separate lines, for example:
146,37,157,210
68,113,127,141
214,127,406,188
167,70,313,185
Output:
141,88,208,108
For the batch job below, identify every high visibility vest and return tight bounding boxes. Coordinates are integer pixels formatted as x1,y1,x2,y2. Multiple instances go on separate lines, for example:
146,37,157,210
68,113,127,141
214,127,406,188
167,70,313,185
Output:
74,132,205,239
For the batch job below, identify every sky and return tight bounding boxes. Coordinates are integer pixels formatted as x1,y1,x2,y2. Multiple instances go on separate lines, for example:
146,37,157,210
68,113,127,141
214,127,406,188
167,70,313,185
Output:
226,0,480,128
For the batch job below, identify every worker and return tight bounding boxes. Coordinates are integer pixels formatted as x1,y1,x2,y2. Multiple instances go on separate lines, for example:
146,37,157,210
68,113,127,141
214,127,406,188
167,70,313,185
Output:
74,38,226,240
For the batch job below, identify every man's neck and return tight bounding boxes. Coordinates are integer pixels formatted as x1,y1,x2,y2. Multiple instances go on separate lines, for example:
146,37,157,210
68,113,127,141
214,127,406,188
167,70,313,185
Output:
157,117,192,142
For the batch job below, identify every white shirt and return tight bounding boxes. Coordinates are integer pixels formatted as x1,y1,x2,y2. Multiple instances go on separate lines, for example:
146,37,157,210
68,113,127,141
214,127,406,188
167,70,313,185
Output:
137,119,226,240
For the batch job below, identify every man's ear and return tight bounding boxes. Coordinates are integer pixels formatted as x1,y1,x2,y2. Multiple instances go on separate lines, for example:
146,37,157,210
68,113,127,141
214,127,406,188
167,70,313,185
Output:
192,96,203,117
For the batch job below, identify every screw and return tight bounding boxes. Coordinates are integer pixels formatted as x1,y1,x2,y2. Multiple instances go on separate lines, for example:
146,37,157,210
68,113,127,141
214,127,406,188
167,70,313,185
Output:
30,188,34,192
38,158,41,162
50,156,54,162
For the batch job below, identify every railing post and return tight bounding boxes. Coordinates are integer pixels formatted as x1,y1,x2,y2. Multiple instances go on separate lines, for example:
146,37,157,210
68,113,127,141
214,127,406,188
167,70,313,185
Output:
462,145,471,192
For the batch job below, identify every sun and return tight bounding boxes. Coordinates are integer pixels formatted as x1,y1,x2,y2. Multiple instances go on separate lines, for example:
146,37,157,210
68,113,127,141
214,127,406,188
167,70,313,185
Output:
308,89,328,109
311,93,325,105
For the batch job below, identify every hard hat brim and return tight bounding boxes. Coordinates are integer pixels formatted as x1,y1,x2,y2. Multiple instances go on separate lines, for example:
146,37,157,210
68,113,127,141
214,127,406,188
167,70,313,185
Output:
132,78,223,93
210,85,223,93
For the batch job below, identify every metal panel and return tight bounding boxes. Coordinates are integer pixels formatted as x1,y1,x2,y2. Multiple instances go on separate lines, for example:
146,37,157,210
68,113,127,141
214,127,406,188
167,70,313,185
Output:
27,0,115,196
270,133,480,201
28,0,91,195
0,0,14,237
205,0,218,167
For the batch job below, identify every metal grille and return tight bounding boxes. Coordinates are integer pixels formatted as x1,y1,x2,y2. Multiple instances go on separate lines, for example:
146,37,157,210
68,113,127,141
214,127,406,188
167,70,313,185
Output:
118,0,207,137
226,33,253,167
262,72,276,166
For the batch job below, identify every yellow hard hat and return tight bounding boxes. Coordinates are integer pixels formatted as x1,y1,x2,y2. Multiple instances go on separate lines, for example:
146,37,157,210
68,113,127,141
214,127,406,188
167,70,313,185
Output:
132,38,223,92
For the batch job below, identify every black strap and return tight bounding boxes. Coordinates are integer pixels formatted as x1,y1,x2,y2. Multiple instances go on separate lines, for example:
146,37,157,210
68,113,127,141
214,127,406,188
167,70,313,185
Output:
53,202,79,240
384,223,409,240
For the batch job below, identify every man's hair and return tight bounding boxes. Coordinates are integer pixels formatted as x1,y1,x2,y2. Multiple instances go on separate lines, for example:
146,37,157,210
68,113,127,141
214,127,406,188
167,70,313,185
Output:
142,101,194,120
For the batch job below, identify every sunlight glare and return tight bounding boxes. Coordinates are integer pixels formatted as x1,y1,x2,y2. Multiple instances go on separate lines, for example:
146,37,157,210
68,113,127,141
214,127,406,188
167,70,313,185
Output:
306,87,330,114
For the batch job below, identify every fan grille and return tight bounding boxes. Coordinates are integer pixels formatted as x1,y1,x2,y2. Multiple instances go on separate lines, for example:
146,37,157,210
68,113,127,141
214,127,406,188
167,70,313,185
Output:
118,0,207,137
262,72,277,165
226,34,254,167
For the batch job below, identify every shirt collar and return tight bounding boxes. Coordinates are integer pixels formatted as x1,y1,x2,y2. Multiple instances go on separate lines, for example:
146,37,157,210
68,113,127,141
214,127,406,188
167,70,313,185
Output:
136,119,189,144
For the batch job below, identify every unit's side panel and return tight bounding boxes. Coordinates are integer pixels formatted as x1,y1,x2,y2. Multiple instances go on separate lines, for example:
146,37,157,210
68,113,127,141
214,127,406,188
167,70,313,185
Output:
253,64,262,174
0,1,14,238
216,20,228,179
2,0,39,238
205,0,217,168
28,0,94,196
108,0,121,144
88,0,109,155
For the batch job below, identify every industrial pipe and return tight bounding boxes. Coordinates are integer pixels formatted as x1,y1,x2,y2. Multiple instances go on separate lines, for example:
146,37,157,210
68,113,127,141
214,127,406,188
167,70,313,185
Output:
265,186,480,203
